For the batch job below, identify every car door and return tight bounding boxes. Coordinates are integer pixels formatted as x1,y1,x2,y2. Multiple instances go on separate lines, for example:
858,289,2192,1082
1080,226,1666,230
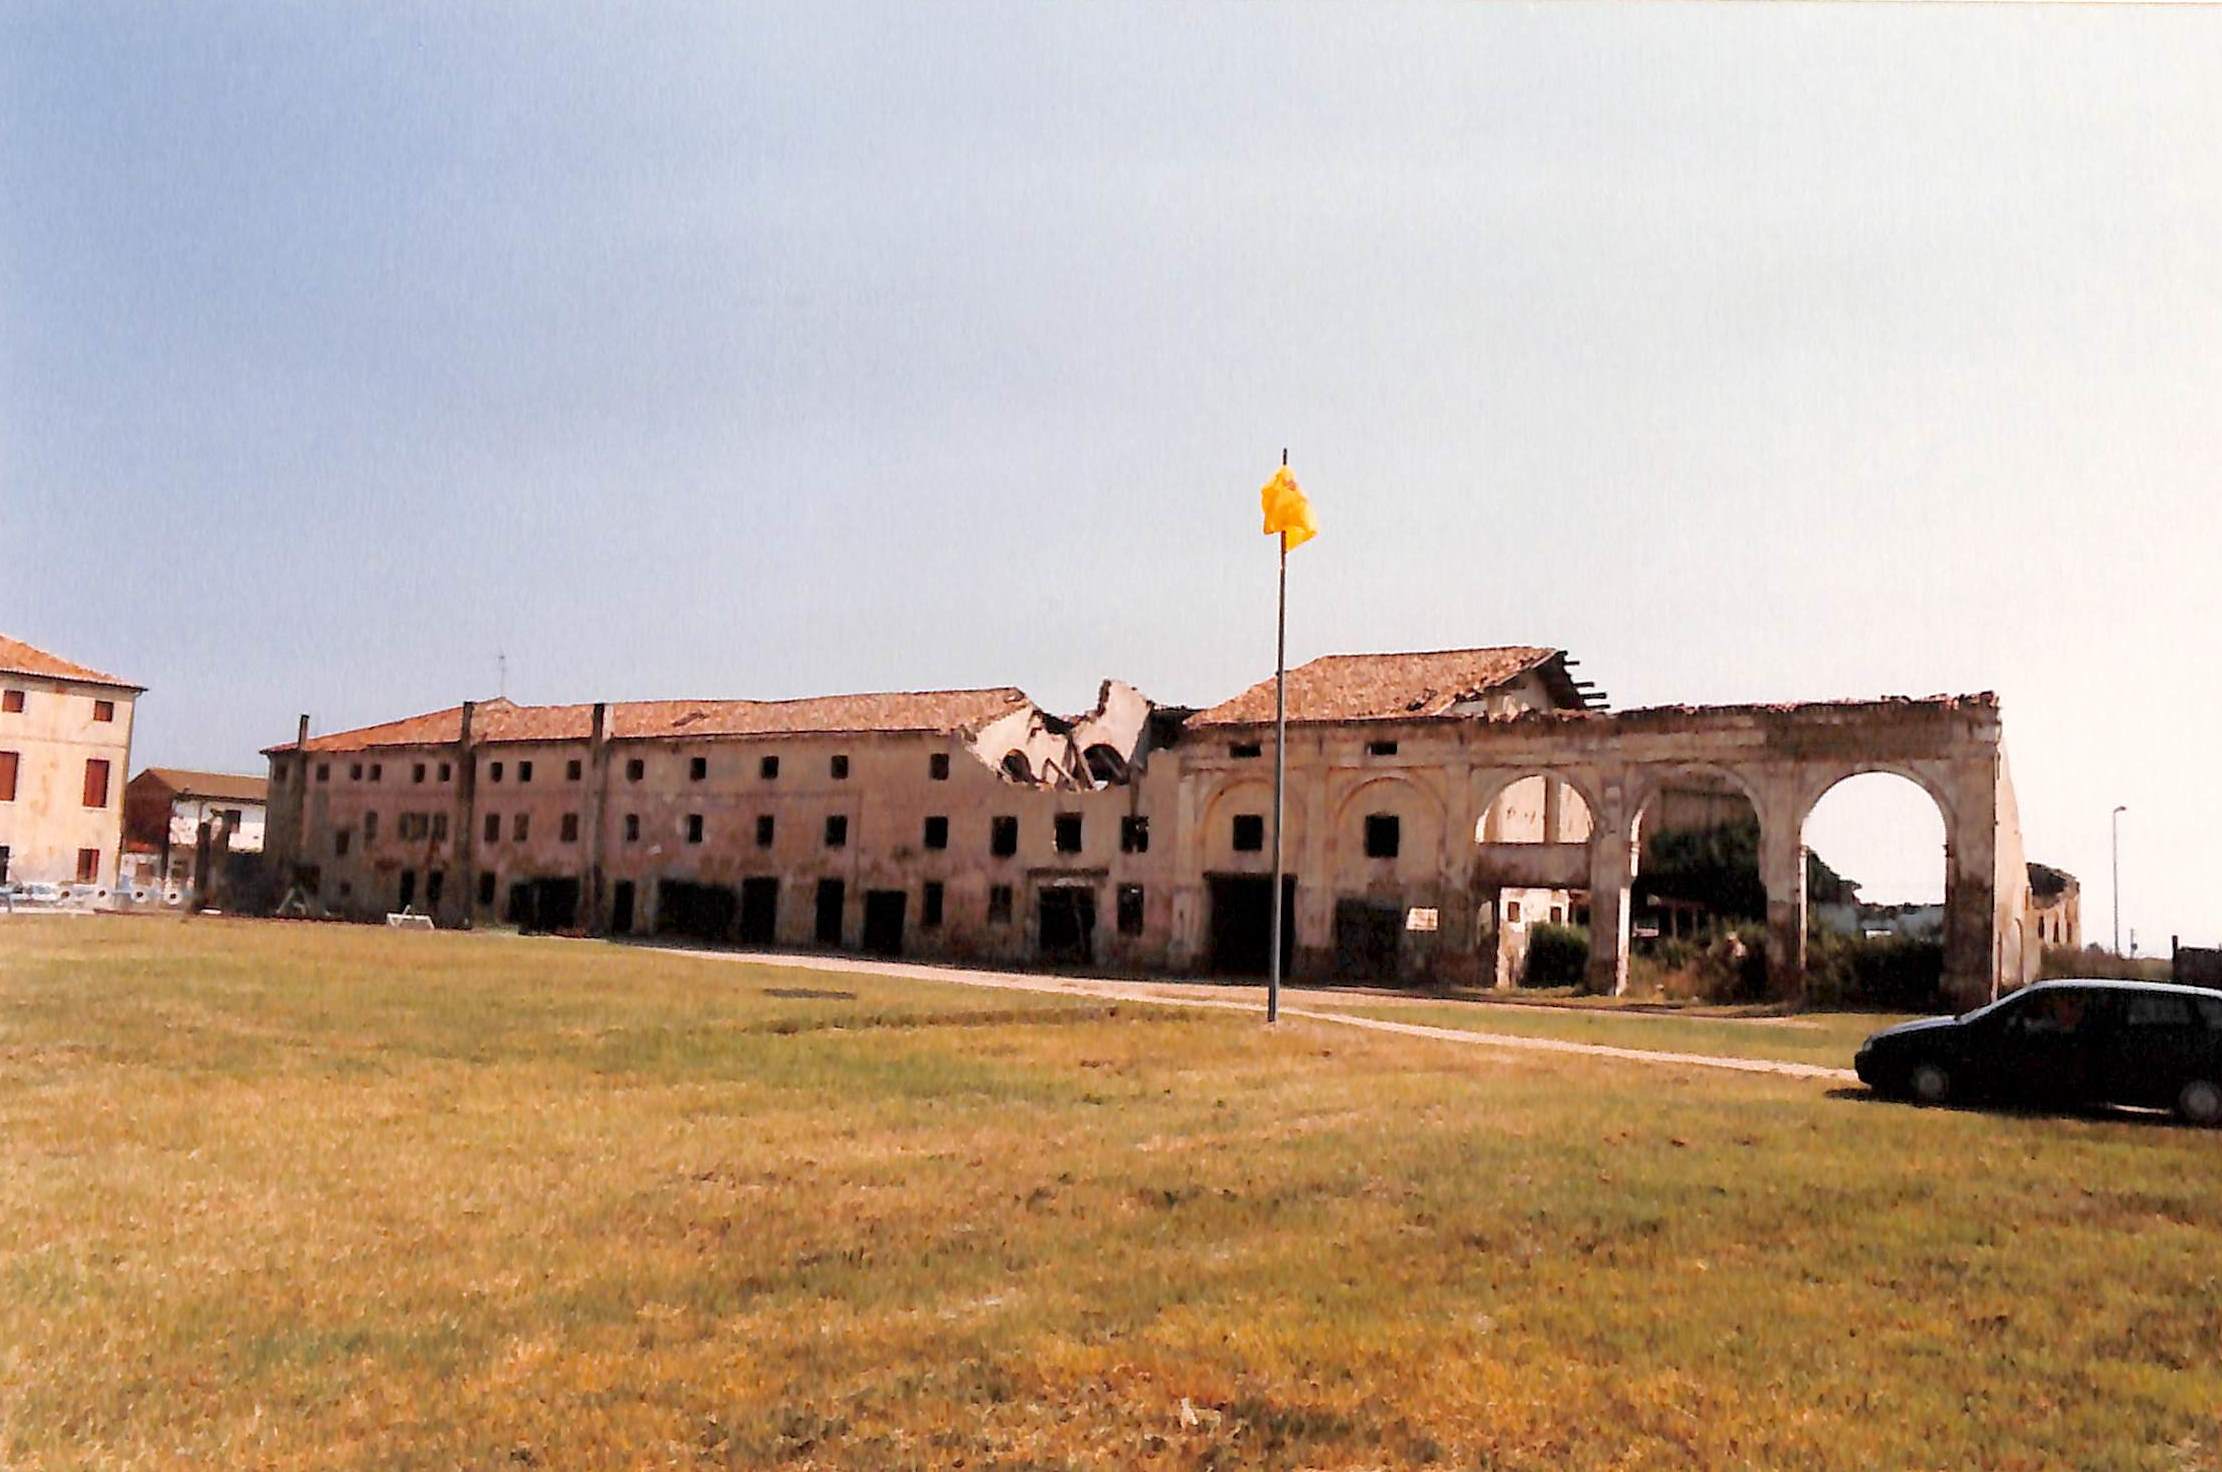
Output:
1989,986,2110,1107
2108,992,2202,1109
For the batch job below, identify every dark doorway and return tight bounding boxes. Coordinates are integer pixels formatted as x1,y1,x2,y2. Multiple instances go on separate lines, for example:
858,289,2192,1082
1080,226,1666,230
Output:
610,880,636,935
656,880,737,942
1333,899,1403,981
425,870,445,911
397,869,417,912
815,878,846,947
1208,874,1298,976
739,878,779,944
862,889,907,956
1038,885,1098,965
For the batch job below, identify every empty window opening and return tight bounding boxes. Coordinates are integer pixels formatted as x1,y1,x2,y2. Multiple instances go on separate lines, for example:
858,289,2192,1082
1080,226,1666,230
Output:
363,810,379,844
756,814,774,848
990,816,1019,857
370,763,383,782
487,761,502,783
626,757,645,781
1230,742,1262,759
352,762,365,781
316,763,330,783
431,813,449,841
438,762,451,782
517,760,532,783
759,755,779,779
335,829,352,856
567,759,582,781
511,813,528,842
412,762,427,784
1118,884,1145,936
483,814,500,843
623,813,640,843
1232,814,1265,852
686,814,705,844
76,849,100,882
831,754,849,780
929,752,950,781
825,815,848,849
923,815,949,850
922,881,945,929
691,756,708,781
1121,815,1149,854
1002,751,1032,782
1364,814,1401,859
477,872,496,906
93,700,115,723
1367,739,1399,757
1054,814,1083,854
987,884,1014,923
560,813,580,843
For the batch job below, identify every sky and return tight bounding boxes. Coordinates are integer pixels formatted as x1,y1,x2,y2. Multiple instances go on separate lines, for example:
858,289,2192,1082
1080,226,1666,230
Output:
3,2,2216,947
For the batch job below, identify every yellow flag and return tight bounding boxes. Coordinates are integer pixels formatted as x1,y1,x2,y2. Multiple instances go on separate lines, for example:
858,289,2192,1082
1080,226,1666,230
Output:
1260,466,1317,551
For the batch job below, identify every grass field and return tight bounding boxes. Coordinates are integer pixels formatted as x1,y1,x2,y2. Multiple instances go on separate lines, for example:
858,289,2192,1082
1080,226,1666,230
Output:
1332,1000,1919,1069
4,918,2219,1470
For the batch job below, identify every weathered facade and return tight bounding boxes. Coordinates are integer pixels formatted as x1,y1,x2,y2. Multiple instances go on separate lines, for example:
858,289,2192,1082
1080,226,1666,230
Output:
121,768,269,893
262,646,2049,1005
0,635,141,891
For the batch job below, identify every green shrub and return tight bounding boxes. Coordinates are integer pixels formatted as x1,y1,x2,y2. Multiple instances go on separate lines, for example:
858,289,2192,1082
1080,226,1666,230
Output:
1521,923,1591,989
1804,929,1943,1011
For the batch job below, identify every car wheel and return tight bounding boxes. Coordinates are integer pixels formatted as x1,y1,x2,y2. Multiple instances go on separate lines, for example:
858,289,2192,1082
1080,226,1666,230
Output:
2176,1079,2222,1127
1909,1061,1952,1106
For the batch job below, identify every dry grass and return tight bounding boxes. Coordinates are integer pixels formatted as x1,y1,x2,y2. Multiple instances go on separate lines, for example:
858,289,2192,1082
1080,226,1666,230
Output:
3,917,2219,1470
1332,1000,1920,1068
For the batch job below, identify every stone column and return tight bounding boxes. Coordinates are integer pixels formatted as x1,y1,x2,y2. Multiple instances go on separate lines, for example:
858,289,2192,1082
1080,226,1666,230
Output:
1758,806,1807,1000
582,703,609,935
1584,781,1635,995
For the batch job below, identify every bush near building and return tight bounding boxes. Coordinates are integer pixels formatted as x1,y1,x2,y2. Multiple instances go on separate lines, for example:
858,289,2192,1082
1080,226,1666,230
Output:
1520,923,1590,988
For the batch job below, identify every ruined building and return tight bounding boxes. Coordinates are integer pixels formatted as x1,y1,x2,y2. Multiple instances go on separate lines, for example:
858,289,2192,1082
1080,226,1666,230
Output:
262,646,2062,1006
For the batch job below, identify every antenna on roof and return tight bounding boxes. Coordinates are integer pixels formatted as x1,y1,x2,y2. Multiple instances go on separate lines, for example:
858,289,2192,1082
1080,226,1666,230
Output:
497,649,507,699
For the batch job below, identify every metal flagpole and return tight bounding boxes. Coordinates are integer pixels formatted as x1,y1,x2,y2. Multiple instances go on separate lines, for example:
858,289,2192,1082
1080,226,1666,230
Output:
1268,448,1289,1024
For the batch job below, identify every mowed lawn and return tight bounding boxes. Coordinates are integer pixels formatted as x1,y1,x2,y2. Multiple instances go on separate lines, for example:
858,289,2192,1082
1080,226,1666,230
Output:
1333,1000,1919,1069
3,921,2219,1471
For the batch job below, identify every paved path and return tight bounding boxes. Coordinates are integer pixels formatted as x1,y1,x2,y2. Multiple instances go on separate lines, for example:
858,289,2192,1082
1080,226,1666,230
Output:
654,944,1860,1085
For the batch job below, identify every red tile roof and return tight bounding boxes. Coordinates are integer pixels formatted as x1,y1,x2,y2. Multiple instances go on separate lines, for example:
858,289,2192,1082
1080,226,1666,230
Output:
0,634,140,690
136,768,270,803
1189,647,1564,726
268,689,1036,754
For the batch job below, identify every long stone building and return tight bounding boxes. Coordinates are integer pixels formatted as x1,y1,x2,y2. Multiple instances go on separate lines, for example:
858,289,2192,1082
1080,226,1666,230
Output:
261,646,2049,1005
1,634,141,892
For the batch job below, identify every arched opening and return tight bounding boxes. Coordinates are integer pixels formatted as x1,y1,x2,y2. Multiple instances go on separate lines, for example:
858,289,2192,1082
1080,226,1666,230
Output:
1628,769,1766,999
1327,774,1447,983
1799,771,1950,1009
1471,772,1595,990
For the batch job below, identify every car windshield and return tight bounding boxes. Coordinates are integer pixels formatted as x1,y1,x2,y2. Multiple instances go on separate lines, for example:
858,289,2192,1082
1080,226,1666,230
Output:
1957,989,2034,1023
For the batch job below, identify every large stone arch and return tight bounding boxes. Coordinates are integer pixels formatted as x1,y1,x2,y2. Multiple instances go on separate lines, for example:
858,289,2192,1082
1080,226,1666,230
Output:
1789,761,1968,1000
1194,775,1308,873
1464,765,1607,989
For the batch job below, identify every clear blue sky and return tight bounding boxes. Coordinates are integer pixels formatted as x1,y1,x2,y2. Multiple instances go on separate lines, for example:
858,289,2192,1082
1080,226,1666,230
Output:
4,3,2215,946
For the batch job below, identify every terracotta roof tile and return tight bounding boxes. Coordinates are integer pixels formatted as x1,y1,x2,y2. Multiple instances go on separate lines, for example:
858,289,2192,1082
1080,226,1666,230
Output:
0,634,139,690
137,768,270,803
270,689,1035,754
1189,647,1563,726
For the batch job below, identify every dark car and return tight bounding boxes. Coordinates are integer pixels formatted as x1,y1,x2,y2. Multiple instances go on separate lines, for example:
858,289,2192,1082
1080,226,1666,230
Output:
1856,978,2222,1125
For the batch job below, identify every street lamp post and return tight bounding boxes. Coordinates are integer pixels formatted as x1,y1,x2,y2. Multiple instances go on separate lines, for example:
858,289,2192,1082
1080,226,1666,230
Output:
2112,805,2128,955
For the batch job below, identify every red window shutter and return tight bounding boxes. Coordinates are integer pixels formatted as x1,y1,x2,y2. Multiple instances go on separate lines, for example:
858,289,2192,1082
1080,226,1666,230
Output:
77,848,99,882
83,758,110,808
0,751,16,802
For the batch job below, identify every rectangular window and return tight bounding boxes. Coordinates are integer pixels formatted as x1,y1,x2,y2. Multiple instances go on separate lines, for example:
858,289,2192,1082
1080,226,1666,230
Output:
411,762,425,784
1507,900,1523,924
1232,814,1265,852
438,762,451,782
929,752,950,781
1230,742,1261,759
517,760,533,783
362,811,379,844
1120,815,1149,853
566,759,582,781
478,872,496,906
759,754,779,780
351,762,365,781
1,690,21,713
1054,814,1083,854
987,884,1013,923
990,816,1018,857
369,763,382,782
484,813,500,843
1117,884,1145,935
923,815,949,850
560,813,580,843
512,813,528,842
755,814,774,848
431,813,449,842
335,829,352,856
488,760,503,783
92,699,115,723
316,763,329,783
830,754,849,780
922,881,945,929
626,758,644,782
686,814,705,845
824,814,848,849
1364,814,1401,859
623,813,640,843
690,756,708,781
0,750,15,802
82,758,111,808
76,848,99,882
1366,739,1399,757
